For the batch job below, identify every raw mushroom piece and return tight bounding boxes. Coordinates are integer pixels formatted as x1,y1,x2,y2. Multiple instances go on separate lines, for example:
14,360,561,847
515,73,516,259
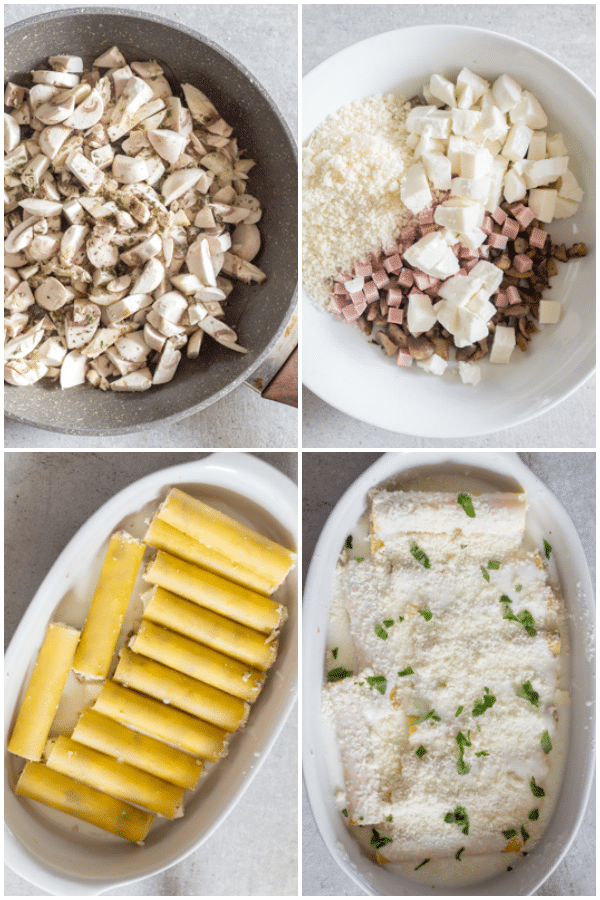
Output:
4,46,266,391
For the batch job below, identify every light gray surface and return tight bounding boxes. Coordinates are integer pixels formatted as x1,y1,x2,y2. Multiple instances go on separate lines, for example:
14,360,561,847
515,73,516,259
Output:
5,452,298,896
4,3,298,450
302,4,596,449
301,451,595,895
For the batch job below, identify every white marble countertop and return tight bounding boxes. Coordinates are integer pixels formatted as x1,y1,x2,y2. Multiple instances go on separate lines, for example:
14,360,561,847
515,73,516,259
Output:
5,452,298,896
4,3,298,450
301,451,595,895
302,4,595,449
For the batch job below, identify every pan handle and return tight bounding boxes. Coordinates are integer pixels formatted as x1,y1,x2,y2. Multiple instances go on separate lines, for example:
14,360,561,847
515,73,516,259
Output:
261,346,298,406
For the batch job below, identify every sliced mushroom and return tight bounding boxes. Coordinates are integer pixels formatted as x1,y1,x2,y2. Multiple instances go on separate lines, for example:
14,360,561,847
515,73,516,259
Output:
5,358,48,386
120,233,162,267
182,83,218,122
35,276,76,311
4,325,45,360
186,328,204,358
115,330,151,363
35,94,76,125
112,154,150,184
110,367,153,391
152,291,187,324
94,46,127,68
5,217,41,255
221,251,266,283
59,349,88,388
64,89,104,129
186,238,217,287
231,223,261,261
4,113,20,152
153,338,181,384
48,55,84,73
147,129,187,165
161,168,203,205
197,315,248,353
65,300,101,349
131,257,165,295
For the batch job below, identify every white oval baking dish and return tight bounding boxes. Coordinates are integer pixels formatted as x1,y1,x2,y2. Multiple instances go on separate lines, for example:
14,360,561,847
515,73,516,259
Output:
5,452,297,895
303,451,594,895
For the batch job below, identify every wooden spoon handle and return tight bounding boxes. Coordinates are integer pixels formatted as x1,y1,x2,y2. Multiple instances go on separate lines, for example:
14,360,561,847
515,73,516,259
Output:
262,346,298,407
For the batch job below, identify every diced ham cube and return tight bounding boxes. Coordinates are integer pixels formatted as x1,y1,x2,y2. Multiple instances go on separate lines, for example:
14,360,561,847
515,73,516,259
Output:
332,282,347,294
328,295,348,314
370,250,384,266
491,206,507,225
459,244,474,258
511,203,535,228
388,307,404,325
501,218,519,240
367,305,378,321
349,289,366,305
412,270,432,291
383,242,398,256
397,348,413,367
481,215,494,235
425,279,442,295
354,260,373,278
495,291,508,308
383,254,403,274
398,268,414,288
372,268,391,289
328,299,343,315
506,285,521,305
513,254,533,273
399,226,417,244
363,281,380,303
529,227,548,249
487,232,508,250
335,272,352,283
464,259,479,272
387,287,404,307
419,208,435,225
342,303,362,322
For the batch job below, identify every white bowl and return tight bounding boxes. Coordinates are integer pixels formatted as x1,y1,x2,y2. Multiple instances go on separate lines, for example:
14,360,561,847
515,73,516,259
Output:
5,452,297,896
302,26,595,437
303,451,594,895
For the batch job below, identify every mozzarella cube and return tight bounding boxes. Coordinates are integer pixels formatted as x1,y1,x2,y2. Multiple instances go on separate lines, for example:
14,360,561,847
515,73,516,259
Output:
403,231,449,274
553,196,579,218
479,105,509,142
492,74,522,112
457,68,489,105
558,169,584,202
452,108,480,136
484,139,503,158
528,188,557,222
503,168,527,203
418,353,448,376
413,134,445,159
489,325,516,364
458,360,481,385
423,110,453,139
451,177,490,202
434,200,483,232
460,146,492,179
527,132,546,161
509,91,547,129
546,132,568,157
503,123,533,161
407,292,437,334
446,135,464,175
479,89,496,110
454,307,489,347
401,161,432,213
539,300,561,324
406,105,437,133
523,156,569,189
421,151,452,190
423,85,444,108
406,132,420,149
428,245,461,280
485,156,508,211
438,274,482,305
434,297,461,333
459,228,486,252
470,260,504,294
466,288,496,322
429,73,456,108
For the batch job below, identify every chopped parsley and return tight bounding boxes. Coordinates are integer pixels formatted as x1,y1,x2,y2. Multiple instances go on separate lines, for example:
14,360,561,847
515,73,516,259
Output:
502,829,517,840
481,566,490,582
456,731,472,775
385,814,393,822
354,556,364,563
516,681,539,706
366,675,387,695
501,599,537,636
530,776,545,798
460,543,467,549
415,745,427,758
327,666,353,682
345,535,353,550
398,615,404,622
475,751,489,757
541,730,552,754
342,808,348,817
521,825,530,843
410,542,430,568
370,828,393,849
487,560,500,569
543,539,552,559
383,619,394,628
528,809,539,821
516,584,523,592
331,647,338,660
455,705,464,717
398,666,414,677
444,805,469,835
500,594,512,604
457,492,475,518
374,624,389,640
421,709,441,723
455,846,465,861
414,858,430,870
472,687,496,717
418,607,433,621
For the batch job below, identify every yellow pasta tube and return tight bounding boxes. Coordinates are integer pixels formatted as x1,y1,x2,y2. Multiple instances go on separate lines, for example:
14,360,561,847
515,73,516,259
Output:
45,736,184,819
8,622,80,761
72,708,203,791
153,489,295,595
114,648,249,733
130,620,264,702
16,761,154,842
73,531,146,680
145,550,286,634
94,681,228,761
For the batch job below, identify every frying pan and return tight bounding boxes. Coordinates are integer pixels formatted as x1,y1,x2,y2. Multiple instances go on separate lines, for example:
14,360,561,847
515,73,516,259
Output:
4,8,297,435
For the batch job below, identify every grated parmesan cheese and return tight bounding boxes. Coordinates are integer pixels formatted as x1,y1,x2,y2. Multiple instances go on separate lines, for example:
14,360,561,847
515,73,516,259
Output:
302,94,414,309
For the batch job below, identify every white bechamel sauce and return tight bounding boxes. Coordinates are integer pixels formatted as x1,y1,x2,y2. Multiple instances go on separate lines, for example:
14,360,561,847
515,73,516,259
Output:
323,467,570,888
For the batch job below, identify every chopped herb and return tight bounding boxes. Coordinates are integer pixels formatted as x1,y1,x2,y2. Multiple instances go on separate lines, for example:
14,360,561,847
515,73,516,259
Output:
370,828,393,849
366,675,387,695
358,817,363,821
455,705,464,717
460,543,467,549
342,808,348,817
419,607,433,621
416,745,427,758
444,805,469,835
528,809,539,821
475,751,489,757
541,730,552,754
345,535,353,550
374,624,389,640
410,542,430,568
502,602,537,637
439,682,446,687
327,666,353,682
385,815,393,822
456,731,472,775
530,776,545,798
398,666,414,677
354,556,364,563
398,616,405,622
457,492,475,518
500,594,512,604
516,681,539,706
421,709,441,723
487,560,500,569
472,687,497,717
332,647,338,660
543,539,552,559
455,846,465,861
521,825,530,843
414,858,430,870
481,566,490,582
502,829,517,840
516,584,523,592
